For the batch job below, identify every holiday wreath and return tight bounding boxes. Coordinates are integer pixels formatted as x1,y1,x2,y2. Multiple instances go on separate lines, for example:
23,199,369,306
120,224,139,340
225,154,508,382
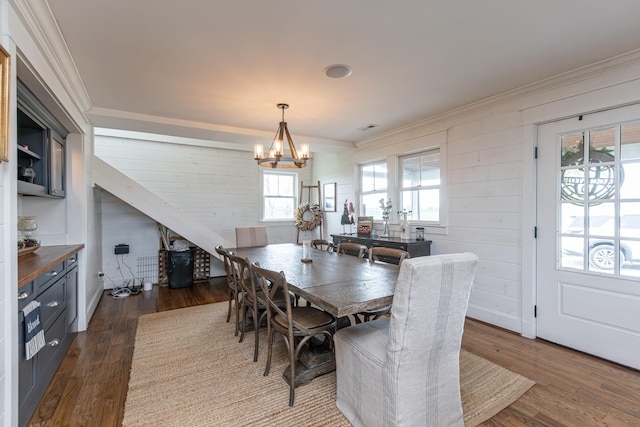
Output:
294,202,322,231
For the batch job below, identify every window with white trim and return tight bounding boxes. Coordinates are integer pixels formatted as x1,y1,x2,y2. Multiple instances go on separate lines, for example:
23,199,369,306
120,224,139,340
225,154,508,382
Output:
399,149,441,223
263,171,297,220
360,161,388,219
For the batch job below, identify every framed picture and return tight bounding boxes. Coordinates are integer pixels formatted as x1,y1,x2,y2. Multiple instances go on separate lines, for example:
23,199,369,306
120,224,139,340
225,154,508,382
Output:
0,45,9,163
323,182,337,212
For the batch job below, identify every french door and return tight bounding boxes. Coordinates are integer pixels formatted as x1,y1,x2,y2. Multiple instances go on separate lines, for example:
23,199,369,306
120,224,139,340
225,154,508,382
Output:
536,105,640,369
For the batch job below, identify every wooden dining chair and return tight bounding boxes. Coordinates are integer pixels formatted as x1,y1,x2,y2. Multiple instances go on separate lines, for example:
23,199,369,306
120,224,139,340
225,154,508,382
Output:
215,245,240,336
312,239,334,252
251,262,337,406
228,253,287,362
354,247,411,323
336,242,367,258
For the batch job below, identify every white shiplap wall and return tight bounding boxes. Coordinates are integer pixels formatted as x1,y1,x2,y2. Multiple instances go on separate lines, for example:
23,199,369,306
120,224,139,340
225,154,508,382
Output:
94,51,640,335
314,52,640,335
95,135,312,285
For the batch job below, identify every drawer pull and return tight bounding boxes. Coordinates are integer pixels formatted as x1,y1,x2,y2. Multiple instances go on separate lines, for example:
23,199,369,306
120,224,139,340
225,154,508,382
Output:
68,257,76,263
48,271,58,277
48,339,60,347
18,291,29,300
47,301,59,308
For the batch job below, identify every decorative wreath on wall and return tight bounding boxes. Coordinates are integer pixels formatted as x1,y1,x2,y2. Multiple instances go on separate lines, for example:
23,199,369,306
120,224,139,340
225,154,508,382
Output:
294,202,322,231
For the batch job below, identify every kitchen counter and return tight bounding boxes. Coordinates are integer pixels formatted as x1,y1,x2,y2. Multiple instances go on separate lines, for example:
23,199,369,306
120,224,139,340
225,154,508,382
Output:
18,244,84,287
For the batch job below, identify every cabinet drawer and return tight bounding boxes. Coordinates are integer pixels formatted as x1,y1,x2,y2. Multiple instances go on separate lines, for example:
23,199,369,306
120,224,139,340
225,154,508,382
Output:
18,281,35,311
66,254,78,270
38,313,68,387
39,279,66,331
35,262,65,291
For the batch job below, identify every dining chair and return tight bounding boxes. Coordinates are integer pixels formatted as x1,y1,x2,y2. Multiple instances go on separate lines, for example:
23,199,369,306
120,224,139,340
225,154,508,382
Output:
353,246,411,324
335,242,367,258
334,253,479,426
215,245,240,336
251,262,337,406
228,253,287,362
235,226,269,247
311,239,334,252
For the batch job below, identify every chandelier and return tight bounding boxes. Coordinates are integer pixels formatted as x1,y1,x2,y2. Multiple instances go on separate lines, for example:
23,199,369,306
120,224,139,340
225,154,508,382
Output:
254,103,309,168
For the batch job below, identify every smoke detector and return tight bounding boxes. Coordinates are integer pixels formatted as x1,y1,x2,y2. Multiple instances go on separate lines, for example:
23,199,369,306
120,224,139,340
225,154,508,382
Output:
323,64,353,79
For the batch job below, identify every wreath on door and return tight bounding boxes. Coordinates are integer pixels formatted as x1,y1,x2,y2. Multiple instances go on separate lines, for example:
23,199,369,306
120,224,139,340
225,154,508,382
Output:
294,202,322,231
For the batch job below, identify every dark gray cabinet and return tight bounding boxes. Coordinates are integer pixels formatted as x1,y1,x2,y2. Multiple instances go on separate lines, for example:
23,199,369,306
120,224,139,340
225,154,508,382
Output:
18,252,79,427
17,80,67,198
331,234,432,259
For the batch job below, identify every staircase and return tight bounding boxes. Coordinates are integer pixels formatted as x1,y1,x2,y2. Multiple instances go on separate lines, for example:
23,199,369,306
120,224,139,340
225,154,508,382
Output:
92,157,234,254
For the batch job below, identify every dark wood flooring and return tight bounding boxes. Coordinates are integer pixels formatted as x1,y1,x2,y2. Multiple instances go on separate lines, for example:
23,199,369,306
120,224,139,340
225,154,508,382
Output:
27,279,640,427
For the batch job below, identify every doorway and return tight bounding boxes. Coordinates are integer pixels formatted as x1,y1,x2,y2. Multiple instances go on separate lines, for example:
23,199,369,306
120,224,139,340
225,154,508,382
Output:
536,105,640,369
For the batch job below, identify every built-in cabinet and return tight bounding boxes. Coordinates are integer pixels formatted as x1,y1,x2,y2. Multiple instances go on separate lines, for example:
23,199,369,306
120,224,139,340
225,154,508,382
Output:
17,245,83,427
17,80,67,198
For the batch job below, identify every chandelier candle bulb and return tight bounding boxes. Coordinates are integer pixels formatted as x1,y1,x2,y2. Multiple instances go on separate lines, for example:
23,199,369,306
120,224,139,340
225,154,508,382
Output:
300,143,309,159
254,144,264,160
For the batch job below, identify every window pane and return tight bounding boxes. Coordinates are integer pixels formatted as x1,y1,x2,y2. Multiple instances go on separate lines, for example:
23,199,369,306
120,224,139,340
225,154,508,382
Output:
401,157,421,187
587,203,614,237
419,189,439,221
421,152,440,186
620,161,640,199
589,128,616,162
619,205,640,239
264,197,294,219
561,236,584,269
587,165,616,202
361,164,375,192
401,188,439,221
264,174,279,196
561,133,584,166
361,193,386,219
621,123,640,161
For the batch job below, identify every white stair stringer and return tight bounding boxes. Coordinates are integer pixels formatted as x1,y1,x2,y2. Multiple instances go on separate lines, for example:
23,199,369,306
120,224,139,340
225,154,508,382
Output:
92,157,234,253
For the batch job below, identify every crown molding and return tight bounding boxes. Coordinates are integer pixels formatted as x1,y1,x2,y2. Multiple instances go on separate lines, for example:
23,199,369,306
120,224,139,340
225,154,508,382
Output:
10,0,92,117
355,48,640,149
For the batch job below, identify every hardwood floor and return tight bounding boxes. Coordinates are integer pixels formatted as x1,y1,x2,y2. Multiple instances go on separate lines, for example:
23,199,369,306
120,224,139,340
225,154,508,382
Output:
27,279,639,427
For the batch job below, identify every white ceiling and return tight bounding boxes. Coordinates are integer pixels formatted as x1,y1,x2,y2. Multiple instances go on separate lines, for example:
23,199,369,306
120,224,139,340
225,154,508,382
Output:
47,0,640,151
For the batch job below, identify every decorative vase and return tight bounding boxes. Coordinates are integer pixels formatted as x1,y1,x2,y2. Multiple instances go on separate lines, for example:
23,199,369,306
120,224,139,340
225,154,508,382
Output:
400,212,411,239
381,220,389,237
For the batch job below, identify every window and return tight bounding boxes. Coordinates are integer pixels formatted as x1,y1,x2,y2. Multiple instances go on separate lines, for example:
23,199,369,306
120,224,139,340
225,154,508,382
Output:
399,149,440,222
360,161,388,219
263,171,296,220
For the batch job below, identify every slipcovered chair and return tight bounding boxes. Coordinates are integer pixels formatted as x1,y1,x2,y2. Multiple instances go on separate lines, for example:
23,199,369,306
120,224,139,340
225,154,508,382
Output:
335,242,367,258
334,252,479,426
215,245,240,336
235,226,269,247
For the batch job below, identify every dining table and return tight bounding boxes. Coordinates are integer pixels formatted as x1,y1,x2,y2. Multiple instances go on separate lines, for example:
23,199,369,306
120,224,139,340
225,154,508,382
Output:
230,242,400,318
230,242,401,386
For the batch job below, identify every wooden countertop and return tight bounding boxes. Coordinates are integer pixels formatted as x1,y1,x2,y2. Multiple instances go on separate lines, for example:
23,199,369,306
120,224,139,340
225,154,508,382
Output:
18,244,85,287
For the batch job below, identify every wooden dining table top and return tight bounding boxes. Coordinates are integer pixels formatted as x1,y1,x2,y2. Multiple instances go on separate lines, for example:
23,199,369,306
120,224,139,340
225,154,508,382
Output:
230,243,400,317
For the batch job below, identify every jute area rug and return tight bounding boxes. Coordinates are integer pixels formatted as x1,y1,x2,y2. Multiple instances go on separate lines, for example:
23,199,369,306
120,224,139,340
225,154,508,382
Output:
123,303,534,426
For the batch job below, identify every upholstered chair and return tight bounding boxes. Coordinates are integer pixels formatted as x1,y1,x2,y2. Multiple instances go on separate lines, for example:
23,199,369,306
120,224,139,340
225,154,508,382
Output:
334,252,479,426
235,226,269,247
